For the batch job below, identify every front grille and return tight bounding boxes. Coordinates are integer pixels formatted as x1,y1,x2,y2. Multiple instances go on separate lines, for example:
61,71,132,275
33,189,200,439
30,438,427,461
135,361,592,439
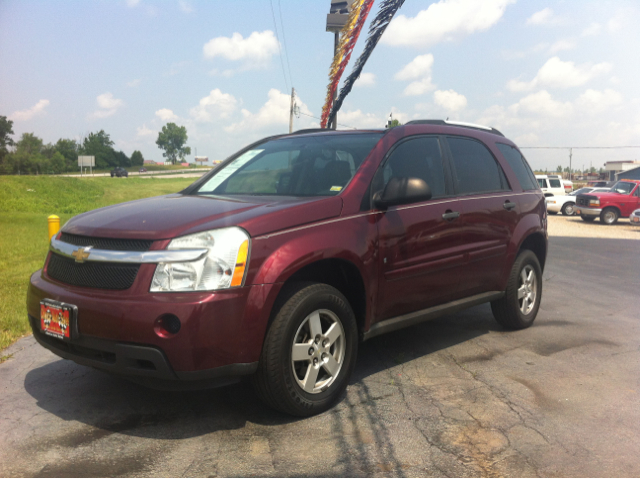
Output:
60,232,152,252
576,195,596,207
47,253,140,290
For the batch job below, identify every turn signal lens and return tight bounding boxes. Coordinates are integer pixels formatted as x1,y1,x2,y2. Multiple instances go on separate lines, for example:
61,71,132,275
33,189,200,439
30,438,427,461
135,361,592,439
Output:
231,240,249,287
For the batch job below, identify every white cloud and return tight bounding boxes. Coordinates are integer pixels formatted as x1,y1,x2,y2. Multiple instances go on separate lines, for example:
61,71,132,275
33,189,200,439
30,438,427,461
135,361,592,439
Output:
225,89,311,133
382,0,514,47
190,89,237,122
10,99,50,121
507,57,613,91
155,108,178,121
355,72,376,87
576,89,623,113
526,8,560,26
512,90,573,117
549,39,576,54
178,1,193,13
395,54,436,96
92,93,124,118
338,110,384,129
126,0,140,7
203,31,279,69
434,89,467,112
136,125,156,137
127,79,141,87
582,23,602,36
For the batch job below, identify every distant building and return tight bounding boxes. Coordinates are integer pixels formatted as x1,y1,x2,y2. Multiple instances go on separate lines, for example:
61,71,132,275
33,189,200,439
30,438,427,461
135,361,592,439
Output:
604,160,640,181
616,165,640,181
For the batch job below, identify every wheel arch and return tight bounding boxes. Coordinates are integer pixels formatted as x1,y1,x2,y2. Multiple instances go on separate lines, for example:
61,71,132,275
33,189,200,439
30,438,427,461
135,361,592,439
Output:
517,232,547,272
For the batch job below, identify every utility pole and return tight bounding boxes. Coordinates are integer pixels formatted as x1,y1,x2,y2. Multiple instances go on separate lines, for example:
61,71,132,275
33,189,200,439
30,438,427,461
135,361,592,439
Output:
289,87,295,133
569,147,572,181
326,0,354,130
330,32,339,130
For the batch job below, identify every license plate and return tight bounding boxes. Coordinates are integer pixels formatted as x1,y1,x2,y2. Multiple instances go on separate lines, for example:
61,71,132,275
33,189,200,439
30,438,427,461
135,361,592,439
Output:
40,299,76,341
634,217,640,223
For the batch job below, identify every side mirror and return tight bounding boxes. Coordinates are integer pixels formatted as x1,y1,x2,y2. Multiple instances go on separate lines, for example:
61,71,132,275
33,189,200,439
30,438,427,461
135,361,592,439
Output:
374,177,432,210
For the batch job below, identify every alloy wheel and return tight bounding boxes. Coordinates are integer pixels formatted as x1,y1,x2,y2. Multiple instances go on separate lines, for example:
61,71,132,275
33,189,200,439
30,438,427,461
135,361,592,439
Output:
517,265,537,315
291,309,345,394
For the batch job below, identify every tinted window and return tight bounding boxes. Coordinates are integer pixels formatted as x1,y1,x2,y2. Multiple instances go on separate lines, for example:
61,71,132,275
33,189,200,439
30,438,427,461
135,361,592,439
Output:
496,143,538,191
447,137,508,194
376,137,447,199
537,178,547,188
549,179,562,188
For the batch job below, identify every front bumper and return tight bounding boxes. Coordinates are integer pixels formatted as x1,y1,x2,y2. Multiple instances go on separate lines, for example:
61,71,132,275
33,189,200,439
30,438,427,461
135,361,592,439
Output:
575,206,602,217
630,212,640,225
27,269,281,387
545,202,561,213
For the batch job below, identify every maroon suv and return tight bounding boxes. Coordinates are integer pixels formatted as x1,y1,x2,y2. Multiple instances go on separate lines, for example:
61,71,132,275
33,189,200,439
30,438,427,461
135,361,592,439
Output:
27,120,547,416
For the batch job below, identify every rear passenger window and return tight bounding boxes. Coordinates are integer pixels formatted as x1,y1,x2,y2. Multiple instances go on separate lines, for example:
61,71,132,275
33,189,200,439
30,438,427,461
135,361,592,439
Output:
537,179,547,188
377,137,447,199
496,143,538,191
447,137,509,195
549,179,562,188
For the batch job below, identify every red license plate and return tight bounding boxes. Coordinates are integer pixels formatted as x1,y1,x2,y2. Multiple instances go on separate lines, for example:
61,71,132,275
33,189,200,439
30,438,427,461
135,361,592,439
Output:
40,299,76,341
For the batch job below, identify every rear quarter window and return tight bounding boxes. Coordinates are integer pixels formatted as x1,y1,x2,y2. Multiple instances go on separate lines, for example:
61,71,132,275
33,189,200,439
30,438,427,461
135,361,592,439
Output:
496,143,538,191
447,137,509,195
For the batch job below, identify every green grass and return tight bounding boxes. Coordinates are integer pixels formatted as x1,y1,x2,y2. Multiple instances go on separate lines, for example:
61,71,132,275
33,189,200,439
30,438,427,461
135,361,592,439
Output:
0,176,195,354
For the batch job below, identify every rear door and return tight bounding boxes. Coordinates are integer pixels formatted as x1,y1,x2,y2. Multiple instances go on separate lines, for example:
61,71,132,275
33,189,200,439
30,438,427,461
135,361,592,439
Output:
375,136,465,320
444,136,517,297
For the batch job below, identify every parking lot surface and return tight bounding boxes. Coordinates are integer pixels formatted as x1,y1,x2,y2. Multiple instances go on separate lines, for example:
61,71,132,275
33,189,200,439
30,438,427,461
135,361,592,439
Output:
1,233,639,477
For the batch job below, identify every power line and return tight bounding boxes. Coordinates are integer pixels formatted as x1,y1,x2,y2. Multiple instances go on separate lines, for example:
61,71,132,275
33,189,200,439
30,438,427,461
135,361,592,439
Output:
268,0,289,93
277,0,294,88
297,111,357,130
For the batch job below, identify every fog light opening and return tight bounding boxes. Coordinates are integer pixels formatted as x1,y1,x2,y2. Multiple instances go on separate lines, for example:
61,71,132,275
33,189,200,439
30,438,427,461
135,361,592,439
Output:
154,314,181,338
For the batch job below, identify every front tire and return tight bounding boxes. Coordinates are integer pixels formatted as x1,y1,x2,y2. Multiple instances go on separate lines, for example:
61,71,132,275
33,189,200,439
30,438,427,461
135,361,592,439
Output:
561,202,576,216
491,250,542,330
600,207,619,225
253,283,358,417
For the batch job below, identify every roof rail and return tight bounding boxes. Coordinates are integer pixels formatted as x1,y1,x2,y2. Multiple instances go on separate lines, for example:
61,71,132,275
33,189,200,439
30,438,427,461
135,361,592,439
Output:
404,119,504,137
290,128,331,135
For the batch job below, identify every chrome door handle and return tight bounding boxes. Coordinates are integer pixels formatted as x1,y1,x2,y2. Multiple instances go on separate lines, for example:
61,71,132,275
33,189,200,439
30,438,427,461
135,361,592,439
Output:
503,201,516,210
442,211,460,221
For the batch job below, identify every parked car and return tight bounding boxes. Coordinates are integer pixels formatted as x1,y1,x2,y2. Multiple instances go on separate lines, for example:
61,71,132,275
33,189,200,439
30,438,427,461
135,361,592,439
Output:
562,179,573,193
545,187,611,216
139,168,147,173
575,179,640,224
27,120,547,416
110,167,128,178
535,175,565,197
630,208,640,226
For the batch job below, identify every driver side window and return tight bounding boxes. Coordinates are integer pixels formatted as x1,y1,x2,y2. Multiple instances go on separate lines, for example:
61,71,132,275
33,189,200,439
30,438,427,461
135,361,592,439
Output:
377,137,447,199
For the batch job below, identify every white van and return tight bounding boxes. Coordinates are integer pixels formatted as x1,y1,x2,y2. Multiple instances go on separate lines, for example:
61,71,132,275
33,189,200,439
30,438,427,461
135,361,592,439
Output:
535,175,566,197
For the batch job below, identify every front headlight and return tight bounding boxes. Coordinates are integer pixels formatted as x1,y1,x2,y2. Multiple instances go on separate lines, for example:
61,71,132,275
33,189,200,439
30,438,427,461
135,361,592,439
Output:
589,199,600,207
150,227,249,292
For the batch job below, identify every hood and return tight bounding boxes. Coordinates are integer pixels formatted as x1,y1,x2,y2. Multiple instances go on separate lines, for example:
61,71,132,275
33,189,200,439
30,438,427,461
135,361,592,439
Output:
63,194,343,240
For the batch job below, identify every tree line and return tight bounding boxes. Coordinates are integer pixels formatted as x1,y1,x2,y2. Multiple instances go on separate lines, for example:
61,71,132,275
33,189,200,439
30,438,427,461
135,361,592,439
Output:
1,116,192,175
0,116,146,175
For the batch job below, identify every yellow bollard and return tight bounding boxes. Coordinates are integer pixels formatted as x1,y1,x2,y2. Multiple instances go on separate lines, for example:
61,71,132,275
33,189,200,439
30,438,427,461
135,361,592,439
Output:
48,215,60,240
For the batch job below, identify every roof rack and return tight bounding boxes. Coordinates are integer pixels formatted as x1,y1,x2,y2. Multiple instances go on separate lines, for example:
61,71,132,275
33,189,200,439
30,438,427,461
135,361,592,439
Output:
404,119,504,137
290,128,330,135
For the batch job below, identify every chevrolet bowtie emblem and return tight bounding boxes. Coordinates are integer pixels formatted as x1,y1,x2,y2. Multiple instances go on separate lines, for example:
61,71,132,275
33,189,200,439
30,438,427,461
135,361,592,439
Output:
71,247,91,263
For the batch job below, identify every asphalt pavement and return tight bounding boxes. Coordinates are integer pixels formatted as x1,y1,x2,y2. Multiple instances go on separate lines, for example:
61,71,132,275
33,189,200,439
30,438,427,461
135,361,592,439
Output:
1,236,639,477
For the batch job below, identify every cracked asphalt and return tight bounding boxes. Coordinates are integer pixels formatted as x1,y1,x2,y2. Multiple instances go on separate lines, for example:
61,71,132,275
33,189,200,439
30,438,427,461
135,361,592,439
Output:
1,236,639,477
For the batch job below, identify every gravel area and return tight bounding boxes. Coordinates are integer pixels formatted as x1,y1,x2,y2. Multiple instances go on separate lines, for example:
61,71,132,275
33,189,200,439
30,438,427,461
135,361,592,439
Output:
547,213,640,239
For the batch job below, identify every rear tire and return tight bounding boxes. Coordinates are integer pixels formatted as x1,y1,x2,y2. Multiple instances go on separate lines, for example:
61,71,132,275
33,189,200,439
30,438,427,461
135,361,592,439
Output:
253,283,358,417
561,202,576,216
491,250,542,330
581,215,595,222
600,207,619,225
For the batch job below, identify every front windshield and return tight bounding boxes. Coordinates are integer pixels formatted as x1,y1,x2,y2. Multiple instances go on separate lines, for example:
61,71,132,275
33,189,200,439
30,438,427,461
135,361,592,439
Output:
571,187,592,196
196,133,383,196
610,181,636,195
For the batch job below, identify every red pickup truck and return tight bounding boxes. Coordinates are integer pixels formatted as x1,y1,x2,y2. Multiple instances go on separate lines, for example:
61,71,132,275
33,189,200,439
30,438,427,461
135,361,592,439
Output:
575,179,640,224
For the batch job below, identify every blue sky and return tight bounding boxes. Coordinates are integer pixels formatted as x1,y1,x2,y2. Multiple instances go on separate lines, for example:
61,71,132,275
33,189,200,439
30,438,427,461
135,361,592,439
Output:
2,0,639,171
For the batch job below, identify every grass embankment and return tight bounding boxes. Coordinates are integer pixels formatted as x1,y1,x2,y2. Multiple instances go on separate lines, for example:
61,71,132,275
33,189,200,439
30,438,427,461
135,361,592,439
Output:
0,176,195,355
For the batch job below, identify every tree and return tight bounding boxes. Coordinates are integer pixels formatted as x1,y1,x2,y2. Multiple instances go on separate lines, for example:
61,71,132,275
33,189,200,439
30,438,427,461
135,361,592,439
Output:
81,130,117,168
131,150,144,166
156,123,191,164
556,165,562,172
55,138,79,172
388,119,403,128
0,116,15,174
